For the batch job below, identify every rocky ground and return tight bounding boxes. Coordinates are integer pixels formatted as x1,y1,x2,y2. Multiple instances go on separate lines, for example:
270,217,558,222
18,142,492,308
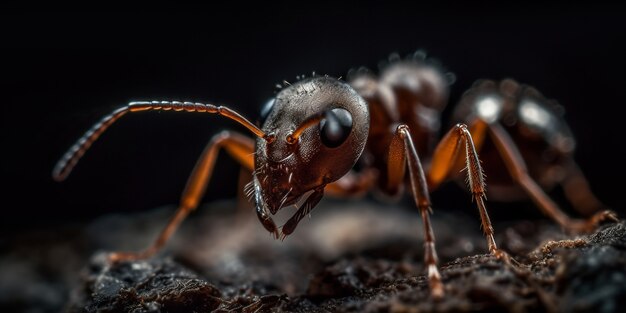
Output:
1,199,625,312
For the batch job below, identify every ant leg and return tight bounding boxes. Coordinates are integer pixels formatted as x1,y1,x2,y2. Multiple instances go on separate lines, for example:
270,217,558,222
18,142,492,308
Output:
561,160,607,216
109,131,258,262
487,123,617,233
387,124,444,299
427,123,510,262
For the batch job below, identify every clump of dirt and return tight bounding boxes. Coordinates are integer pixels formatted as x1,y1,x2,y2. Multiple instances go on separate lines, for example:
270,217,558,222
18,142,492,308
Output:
65,253,288,313
58,200,625,312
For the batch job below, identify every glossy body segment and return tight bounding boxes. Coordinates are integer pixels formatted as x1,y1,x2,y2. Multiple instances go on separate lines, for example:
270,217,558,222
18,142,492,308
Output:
454,80,617,232
453,80,575,198
351,61,449,196
252,77,369,221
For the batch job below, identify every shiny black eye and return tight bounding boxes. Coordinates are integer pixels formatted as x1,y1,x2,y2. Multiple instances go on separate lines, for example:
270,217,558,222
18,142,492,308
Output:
259,98,275,125
320,108,353,148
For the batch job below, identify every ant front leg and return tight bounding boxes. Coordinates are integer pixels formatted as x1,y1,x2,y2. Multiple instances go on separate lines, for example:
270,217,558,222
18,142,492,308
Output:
387,124,444,299
427,123,511,262
109,131,265,262
486,123,618,233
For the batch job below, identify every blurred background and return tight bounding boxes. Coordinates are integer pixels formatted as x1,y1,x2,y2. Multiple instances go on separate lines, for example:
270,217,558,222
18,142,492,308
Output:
2,4,625,234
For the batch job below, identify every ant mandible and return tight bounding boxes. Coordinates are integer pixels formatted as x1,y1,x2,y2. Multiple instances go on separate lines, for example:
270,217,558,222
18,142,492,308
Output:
53,51,617,298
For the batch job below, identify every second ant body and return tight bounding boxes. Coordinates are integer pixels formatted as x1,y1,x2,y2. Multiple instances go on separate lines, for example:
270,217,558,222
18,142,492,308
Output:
53,52,617,298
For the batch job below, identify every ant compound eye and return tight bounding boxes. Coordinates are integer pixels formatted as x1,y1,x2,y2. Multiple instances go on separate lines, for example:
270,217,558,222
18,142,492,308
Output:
259,98,275,125
319,108,353,148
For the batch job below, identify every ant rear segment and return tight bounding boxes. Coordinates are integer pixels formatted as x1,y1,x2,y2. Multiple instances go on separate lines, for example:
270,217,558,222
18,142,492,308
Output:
53,53,617,299
452,79,617,232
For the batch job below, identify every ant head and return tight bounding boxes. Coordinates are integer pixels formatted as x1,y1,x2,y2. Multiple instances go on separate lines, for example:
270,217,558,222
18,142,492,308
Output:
380,59,450,112
252,77,369,228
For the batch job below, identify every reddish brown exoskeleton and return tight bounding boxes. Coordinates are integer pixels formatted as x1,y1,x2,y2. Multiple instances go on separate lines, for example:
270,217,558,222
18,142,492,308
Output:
53,52,617,298
451,79,617,232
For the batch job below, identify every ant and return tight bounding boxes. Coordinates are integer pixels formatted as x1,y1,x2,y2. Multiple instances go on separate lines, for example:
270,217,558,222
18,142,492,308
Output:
53,51,617,298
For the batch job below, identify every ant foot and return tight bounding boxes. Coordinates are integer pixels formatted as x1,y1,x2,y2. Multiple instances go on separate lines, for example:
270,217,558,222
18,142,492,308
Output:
427,264,445,300
108,252,135,263
107,250,152,263
600,210,620,223
490,248,515,265
565,210,619,234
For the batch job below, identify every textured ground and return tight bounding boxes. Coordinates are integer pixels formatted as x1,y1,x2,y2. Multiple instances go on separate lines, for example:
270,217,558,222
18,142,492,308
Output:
1,199,625,312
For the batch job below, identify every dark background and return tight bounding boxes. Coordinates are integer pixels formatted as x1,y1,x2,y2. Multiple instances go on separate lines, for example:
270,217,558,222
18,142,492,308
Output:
2,5,625,232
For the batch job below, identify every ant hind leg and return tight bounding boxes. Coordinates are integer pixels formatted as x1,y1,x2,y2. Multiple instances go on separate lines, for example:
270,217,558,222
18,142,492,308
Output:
487,123,618,233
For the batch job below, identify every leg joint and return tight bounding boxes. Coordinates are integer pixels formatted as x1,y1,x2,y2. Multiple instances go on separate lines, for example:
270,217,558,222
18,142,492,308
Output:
395,124,410,137
210,130,234,145
456,123,472,140
454,123,468,131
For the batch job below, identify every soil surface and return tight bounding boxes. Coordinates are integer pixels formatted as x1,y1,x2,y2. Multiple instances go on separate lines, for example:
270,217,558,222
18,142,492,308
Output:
2,199,625,312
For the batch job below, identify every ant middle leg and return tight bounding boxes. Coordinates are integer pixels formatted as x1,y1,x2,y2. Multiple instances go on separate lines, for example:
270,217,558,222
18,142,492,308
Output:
486,123,617,233
427,123,510,262
388,124,444,299
109,131,260,262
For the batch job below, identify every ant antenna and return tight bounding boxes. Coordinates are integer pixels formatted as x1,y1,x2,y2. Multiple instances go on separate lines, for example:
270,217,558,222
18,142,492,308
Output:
53,101,270,181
